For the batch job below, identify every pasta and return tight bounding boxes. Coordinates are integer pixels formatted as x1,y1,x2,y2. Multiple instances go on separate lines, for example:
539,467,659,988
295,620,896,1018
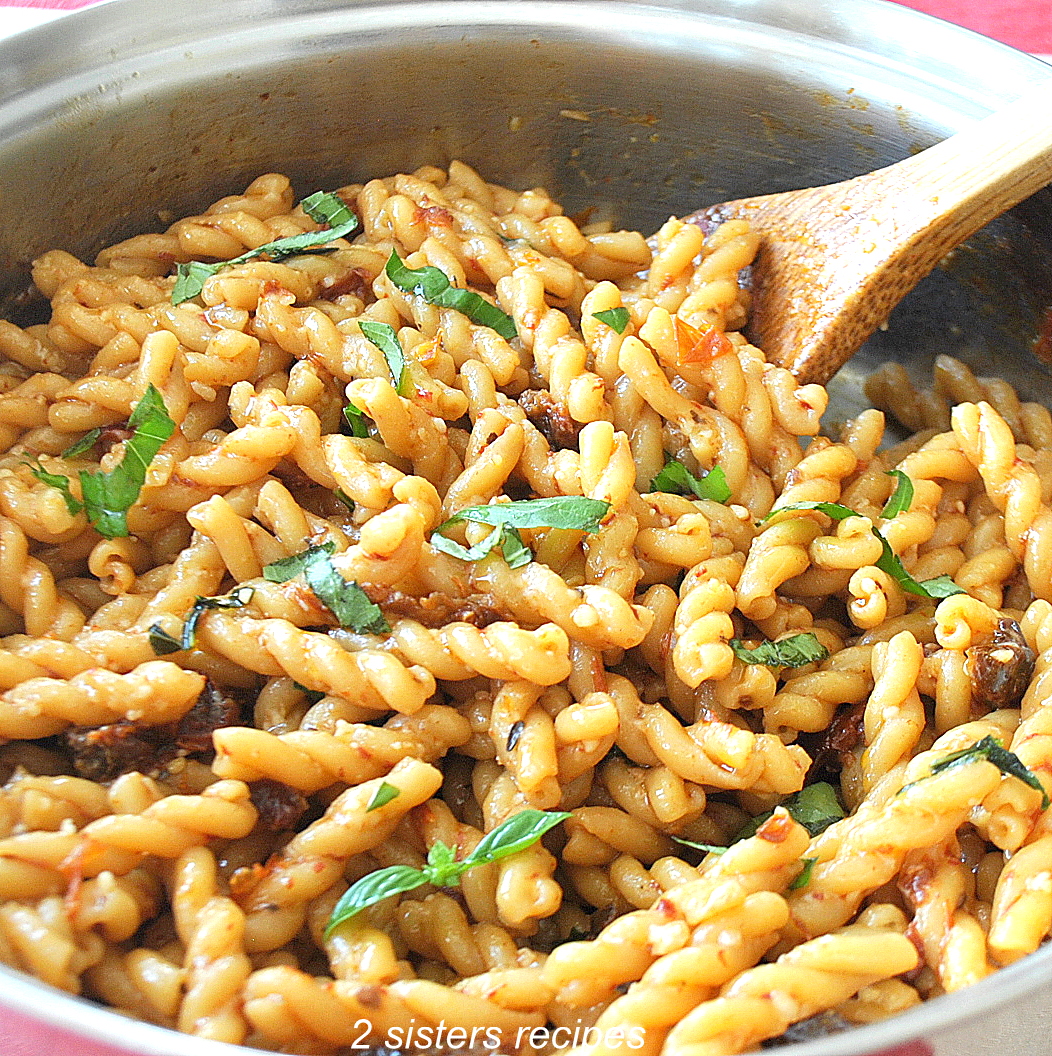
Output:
0,161,1050,1056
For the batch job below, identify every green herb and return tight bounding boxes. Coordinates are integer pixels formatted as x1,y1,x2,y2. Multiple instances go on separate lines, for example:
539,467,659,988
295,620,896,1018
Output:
670,835,728,855
333,488,355,513
172,191,359,303
343,401,371,438
148,624,183,655
790,857,818,890
431,496,611,569
263,543,389,633
30,384,175,538
730,633,829,668
905,735,1050,809
292,681,326,704
766,501,965,601
147,586,254,655
651,456,732,504
28,461,82,516
366,781,400,813
61,428,103,459
736,782,846,842
326,808,571,934
358,320,409,395
385,250,517,341
881,470,914,518
592,308,631,334
439,496,610,533
506,720,526,751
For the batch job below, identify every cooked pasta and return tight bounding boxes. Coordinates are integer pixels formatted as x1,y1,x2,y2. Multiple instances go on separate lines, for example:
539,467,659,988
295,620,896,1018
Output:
0,162,1049,1055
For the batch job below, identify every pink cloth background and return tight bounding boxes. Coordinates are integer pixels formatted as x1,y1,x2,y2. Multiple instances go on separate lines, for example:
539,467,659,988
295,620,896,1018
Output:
0,0,1050,54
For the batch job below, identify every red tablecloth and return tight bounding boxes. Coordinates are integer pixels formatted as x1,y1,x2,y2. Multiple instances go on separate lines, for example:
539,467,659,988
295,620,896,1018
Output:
0,0,1050,54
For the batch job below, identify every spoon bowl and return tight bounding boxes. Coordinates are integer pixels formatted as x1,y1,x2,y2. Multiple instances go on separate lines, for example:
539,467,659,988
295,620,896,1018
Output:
685,84,1052,383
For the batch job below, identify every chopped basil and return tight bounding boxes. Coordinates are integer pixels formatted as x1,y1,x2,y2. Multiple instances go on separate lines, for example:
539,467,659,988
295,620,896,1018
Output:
326,808,571,934
431,496,610,569
343,401,371,438
385,250,517,341
736,782,845,842
263,542,389,633
172,191,360,304
730,633,828,668
651,455,731,504
61,428,103,459
333,488,355,513
789,857,818,890
148,586,254,655
670,835,728,855
148,624,184,655
292,681,326,704
506,720,525,751
358,320,409,395
366,781,400,812
592,307,630,334
881,470,914,518
766,500,965,600
30,384,175,538
905,735,1049,808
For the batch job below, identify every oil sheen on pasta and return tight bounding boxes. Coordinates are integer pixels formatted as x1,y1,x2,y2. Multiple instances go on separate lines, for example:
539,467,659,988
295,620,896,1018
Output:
0,162,1047,1055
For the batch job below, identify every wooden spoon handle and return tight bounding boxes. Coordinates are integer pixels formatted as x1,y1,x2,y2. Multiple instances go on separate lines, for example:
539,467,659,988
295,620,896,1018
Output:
883,80,1052,233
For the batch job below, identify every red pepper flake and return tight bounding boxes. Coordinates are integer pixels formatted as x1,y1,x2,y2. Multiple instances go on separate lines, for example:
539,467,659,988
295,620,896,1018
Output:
674,317,733,365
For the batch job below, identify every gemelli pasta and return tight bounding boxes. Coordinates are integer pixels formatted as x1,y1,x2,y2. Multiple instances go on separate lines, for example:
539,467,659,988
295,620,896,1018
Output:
0,161,1050,1054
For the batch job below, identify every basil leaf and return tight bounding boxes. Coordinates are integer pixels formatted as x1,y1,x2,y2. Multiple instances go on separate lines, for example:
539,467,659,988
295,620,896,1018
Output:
324,809,570,937
325,864,428,935
72,385,175,538
670,835,728,855
181,586,254,651
333,488,355,512
652,456,732,504
881,470,914,518
264,543,389,633
790,857,818,891
730,633,828,668
300,190,356,228
424,840,464,887
293,681,326,704
343,401,371,438
466,808,572,867
506,720,525,751
61,428,103,459
385,250,517,341
430,522,531,570
148,623,183,655
874,534,965,599
173,192,360,304
768,500,965,601
358,320,408,396
928,734,1049,809
764,500,856,522
366,781,400,813
592,307,630,334
263,541,336,582
439,496,610,534
28,461,82,517
737,782,845,842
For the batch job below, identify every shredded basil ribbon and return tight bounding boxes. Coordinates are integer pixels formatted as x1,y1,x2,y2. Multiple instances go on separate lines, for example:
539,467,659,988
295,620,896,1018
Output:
148,586,254,655
735,781,846,842
765,497,964,600
431,496,610,569
172,191,360,304
365,781,400,813
30,384,175,539
881,469,914,518
358,320,409,395
326,808,571,934
900,735,1049,808
651,455,731,504
263,542,388,633
385,250,517,340
730,633,829,668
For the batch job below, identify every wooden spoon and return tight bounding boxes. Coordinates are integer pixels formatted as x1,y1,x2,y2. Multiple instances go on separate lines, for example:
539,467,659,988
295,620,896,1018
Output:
683,84,1052,384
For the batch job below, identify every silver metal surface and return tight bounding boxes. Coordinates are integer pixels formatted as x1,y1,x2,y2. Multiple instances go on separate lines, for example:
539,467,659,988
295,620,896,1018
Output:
1,1,1052,1054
